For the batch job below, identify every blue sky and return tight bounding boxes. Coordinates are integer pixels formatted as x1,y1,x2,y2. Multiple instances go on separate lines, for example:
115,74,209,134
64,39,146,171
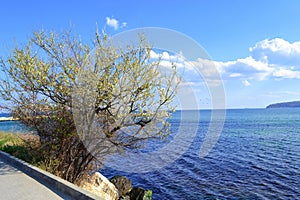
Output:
1,0,300,108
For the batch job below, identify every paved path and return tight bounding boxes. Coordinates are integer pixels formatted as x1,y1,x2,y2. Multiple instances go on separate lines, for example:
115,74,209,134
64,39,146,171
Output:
0,156,72,200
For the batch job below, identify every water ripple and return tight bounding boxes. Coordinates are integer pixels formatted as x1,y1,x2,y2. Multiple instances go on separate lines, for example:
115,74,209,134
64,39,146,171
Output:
100,109,300,199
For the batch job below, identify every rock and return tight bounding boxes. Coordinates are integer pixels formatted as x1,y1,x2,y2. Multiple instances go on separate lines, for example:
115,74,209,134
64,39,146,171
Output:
119,195,130,200
129,187,152,200
79,172,119,200
110,176,132,197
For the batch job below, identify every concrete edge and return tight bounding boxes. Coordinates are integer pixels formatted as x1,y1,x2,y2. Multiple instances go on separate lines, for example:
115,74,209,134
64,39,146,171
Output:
0,150,103,200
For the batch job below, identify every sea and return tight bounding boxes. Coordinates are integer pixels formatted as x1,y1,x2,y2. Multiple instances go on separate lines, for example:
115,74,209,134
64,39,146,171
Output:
0,113,32,133
1,109,299,199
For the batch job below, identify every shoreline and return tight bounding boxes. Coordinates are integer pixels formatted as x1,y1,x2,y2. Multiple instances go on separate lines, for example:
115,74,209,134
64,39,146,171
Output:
0,117,19,121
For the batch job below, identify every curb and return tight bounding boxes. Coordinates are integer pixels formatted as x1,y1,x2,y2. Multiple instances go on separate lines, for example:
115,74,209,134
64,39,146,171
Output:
0,150,103,200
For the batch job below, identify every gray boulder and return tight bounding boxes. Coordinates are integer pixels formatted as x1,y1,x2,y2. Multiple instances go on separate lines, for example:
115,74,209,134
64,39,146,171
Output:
79,172,119,200
110,176,132,197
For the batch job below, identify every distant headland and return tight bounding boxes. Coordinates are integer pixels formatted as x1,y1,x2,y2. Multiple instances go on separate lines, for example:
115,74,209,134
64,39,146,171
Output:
0,117,18,121
266,101,300,108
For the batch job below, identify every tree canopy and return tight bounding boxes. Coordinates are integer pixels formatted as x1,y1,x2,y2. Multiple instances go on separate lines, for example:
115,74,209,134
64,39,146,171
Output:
0,29,179,183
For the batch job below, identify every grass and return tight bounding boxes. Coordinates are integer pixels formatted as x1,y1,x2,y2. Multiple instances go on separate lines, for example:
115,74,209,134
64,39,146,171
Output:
0,132,24,146
0,132,42,165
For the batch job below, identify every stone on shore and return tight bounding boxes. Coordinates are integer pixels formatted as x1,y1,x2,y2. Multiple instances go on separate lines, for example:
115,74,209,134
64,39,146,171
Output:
110,176,132,197
79,172,119,200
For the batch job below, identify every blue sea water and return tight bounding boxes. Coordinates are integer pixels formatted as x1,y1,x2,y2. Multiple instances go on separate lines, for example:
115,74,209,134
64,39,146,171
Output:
100,109,300,199
0,113,31,133
1,109,299,199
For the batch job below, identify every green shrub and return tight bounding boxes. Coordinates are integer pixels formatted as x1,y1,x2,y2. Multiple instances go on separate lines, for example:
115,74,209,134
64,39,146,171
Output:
0,132,42,165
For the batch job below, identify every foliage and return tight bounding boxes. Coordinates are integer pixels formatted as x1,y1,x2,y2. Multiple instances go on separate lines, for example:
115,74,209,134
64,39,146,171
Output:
0,132,41,165
144,190,153,200
0,29,178,183
0,132,24,147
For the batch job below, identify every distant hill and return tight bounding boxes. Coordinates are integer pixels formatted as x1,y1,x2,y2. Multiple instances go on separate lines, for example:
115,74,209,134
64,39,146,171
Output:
266,101,300,108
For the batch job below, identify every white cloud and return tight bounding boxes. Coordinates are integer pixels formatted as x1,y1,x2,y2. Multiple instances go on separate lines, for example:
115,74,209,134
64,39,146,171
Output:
250,38,300,66
242,80,251,86
106,17,127,30
215,56,273,80
149,38,300,95
213,38,300,80
273,68,300,79
121,22,127,28
106,17,119,30
150,50,225,88
250,38,300,57
150,50,194,72
149,50,159,59
191,58,222,79
150,50,185,63
159,60,174,68
229,73,242,78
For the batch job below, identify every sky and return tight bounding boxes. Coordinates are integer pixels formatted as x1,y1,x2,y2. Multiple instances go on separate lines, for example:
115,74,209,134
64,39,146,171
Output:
1,0,300,109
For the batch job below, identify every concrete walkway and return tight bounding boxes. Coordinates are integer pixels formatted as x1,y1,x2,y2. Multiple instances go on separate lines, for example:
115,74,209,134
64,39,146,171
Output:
0,156,71,200
0,151,101,200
